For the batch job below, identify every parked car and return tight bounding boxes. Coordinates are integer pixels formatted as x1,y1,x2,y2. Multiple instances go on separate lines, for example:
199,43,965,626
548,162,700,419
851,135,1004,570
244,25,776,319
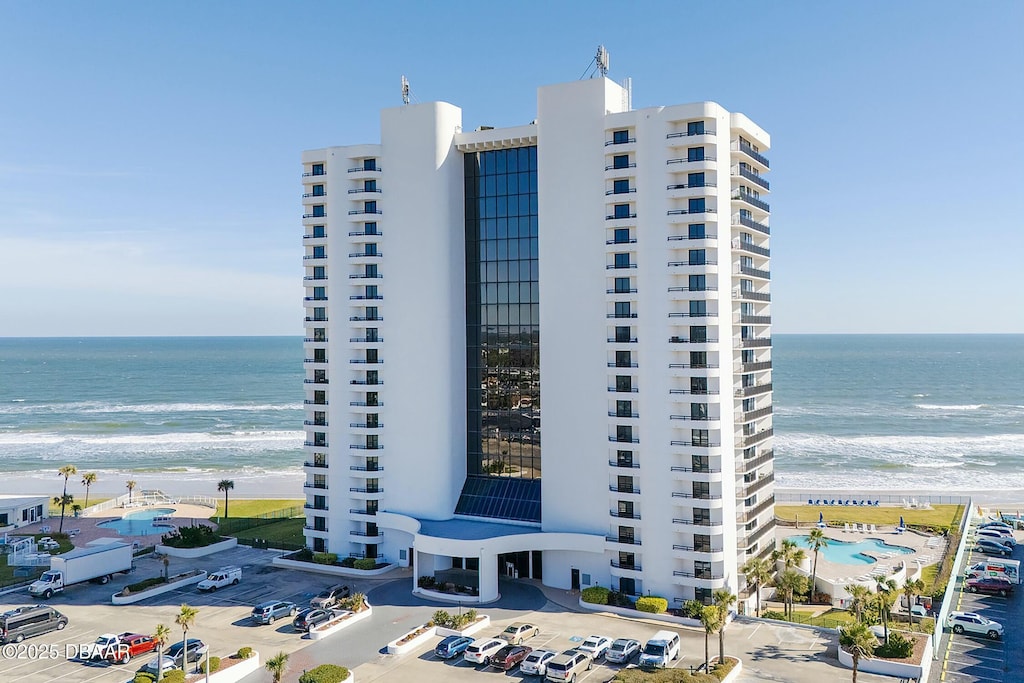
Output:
544,649,592,681
521,649,557,676
979,521,1014,532
946,612,1003,640
463,638,506,666
976,538,1013,557
310,584,350,609
966,576,1014,596
83,633,122,660
292,607,334,632
0,605,67,644
106,633,157,664
251,600,298,625
491,644,532,671
977,529,1017,545
142,639,208,674
577,635,612,661
499,621,541,644
196,566,241,591
605,638,641,664
434,635,475,659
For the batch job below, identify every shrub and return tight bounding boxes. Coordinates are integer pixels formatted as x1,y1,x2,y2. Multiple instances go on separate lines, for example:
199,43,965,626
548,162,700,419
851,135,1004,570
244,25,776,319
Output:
200,655,222,673
353,557,377,570
636,596,669,614
161,671,185,683
875,631,914,659
236,646,254,659
762,610,787,621
679,599,706,619
160,524,219,548
133,673,156,683
298,664,351,683
417,575,436,588
293,548,314,561
607,590,634,607
312,552,338,565
337,592,366,611
124,576,167,593
581,586,610,605
340,556,357,568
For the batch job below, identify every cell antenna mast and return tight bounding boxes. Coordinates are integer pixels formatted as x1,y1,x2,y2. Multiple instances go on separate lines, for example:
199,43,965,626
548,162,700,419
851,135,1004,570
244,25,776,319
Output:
401,75,410,105
596,45,610,77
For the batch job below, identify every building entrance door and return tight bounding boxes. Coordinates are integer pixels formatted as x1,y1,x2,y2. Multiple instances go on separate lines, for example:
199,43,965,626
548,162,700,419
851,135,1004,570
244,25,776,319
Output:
571,568,580,590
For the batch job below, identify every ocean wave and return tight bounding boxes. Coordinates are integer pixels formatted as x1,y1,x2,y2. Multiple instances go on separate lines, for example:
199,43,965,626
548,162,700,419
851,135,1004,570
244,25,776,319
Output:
915,404,984,411
0,401,303,415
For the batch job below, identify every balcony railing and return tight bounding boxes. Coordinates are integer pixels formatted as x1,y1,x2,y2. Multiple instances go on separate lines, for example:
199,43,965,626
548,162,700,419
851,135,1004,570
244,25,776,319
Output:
303,504,328,511
609,510,641,519
670,440,720,448
606,213,637,220
607,362,639,368
671,518,718,527
737,288,771,302
605,188,637,195
671,491,722,500
740,315,772,325
349,316,383,322
667,362,719,369
348,209,383,215
302,192,327,198
607,536,640,545
672,544,723,554
606,288,638,294
605,162,637,171
348,166,382,172
605,137,636,146
666,129,716,139
738,450,775,475
737,495,776,523
740,472,775,497
349,487,383,494
735,166,770,190
741,428,774,448
349,295,383,300
349,508,377,515
667,156,716,164
610,560,641,571
735,214,771,235
669,337,718,344
606,313,638,319
741,361,773,373
347,188,382,194
736,383,773,398
608,436,640,444
350,466,384,472
349,422,383,429
667,208,717,216
669,389,720,395
740,406,774,423
732,192,770,212
348,230,383,237
668,234,718,242
607,386,639,393
303,461,328,469
302,171,326,177
349,252,383,258
349,337,383,343
349,401,383,407
670,466,721,474
608,412,640,419
607,337,638,344
303,525,328,532
348,444,383,450
738,337,772,348
734,142,770,168
606,263,637,269
608,460,640,468
666,182,717,190
736,241,771,257
668,312,716,319
739,265,771,280
738,519,777,549
302,213,325,219
348,359,383,364
609,485,640,494
303,483,328,490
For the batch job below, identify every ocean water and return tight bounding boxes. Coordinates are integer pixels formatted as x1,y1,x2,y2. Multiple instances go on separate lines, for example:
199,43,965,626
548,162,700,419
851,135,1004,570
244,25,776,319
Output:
0,335,1022,493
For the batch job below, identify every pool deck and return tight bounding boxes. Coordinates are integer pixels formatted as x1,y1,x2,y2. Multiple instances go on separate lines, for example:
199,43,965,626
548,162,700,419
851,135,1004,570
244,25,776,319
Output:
775,523,948,584
8,503,219,550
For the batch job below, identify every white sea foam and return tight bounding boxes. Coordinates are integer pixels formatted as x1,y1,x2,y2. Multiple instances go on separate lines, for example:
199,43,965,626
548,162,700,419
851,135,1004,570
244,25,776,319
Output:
915,404,984,411
0,430,304,451
0,401,302,415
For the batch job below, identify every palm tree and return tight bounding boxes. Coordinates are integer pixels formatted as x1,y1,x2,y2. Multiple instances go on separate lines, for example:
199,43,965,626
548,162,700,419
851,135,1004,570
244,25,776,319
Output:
217,479,234,519
52,494,74,533
902,578,925,627
847,584,872,623
874,578,898,644
265,651,289,683
175,604,199,673
57,465,77,532
807,528,829,603
80,472,98,509
126,479,137,504
713,588,737,667
773,538,807,572
153,623,171,683
777,569,808,619
839,622,877,683
741,556,773,618
699,605,723,673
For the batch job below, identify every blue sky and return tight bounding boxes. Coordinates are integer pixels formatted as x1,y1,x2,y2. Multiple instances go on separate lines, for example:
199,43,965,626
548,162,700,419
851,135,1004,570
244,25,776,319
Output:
0,1,1020,335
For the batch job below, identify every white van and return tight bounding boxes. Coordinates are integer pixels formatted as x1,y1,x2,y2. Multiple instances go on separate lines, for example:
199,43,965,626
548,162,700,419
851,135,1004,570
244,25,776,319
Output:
638,630,680,668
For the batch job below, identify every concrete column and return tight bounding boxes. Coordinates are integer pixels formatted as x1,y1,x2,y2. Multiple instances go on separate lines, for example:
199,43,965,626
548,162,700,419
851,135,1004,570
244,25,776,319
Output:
479,550,499,603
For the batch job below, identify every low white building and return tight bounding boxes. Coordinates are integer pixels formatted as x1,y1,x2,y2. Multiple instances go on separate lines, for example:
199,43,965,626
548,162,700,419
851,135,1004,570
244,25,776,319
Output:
0,495,48,530
300,75,775,612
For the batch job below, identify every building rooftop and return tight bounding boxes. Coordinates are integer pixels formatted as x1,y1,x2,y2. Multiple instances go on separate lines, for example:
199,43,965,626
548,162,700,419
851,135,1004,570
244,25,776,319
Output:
417,517,539,541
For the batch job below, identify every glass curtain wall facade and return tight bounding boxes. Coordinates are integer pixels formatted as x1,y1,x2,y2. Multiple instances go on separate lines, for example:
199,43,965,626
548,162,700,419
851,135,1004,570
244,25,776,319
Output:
457,146,541,522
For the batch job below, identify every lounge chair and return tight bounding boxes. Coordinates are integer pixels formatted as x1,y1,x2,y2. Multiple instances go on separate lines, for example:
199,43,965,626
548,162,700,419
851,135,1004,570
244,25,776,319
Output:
814,499,821,505
808,499,814,505
843,523,851,532
869,524,877,533
830,499,838,505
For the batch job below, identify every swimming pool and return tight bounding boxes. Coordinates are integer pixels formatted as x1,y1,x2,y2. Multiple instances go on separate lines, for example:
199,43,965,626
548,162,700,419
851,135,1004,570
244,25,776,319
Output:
785,535,914,565
97,508,177,536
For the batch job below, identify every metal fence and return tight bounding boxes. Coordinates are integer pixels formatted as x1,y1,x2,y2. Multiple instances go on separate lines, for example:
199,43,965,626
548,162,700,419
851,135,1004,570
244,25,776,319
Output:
933,498,975,659
776,489,972,506
214,506,303,535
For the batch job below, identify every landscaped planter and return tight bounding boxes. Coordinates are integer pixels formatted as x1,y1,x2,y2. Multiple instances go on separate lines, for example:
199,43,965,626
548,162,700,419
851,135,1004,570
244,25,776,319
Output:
578,597,703,628
435,614,490,638
308,601,374,640
838,632,932,681
112,570,207,605
272,555,395,577
386,623,437,655
156,536,238,558
184,651,261,683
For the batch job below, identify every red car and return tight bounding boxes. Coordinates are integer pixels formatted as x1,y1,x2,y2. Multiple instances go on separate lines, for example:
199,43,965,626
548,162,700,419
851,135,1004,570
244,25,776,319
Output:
966,576,1014,597
490,644,532,671
106,633,158,664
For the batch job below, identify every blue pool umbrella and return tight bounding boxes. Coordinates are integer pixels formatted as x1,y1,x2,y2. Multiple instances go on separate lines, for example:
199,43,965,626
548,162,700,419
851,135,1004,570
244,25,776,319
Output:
817,512,827,529
900,515,905,527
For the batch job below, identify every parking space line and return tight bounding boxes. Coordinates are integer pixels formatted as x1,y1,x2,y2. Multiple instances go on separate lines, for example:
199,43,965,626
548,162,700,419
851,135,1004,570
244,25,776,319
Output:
946,658,1003,673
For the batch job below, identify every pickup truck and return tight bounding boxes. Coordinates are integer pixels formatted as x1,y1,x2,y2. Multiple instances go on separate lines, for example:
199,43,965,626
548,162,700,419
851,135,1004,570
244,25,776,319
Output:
197,566,242,592
107,633,157,664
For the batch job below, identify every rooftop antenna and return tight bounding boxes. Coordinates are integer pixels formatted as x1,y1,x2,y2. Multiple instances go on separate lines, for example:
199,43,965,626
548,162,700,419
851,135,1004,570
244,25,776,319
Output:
401,75,410,105
596,45,610,77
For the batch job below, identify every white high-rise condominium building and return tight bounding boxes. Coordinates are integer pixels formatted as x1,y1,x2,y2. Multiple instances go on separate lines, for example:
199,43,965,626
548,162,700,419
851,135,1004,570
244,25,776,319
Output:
300,76,774,612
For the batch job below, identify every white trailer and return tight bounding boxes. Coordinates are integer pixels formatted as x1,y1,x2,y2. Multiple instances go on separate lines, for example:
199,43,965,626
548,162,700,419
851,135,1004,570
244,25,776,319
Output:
29,543,133,598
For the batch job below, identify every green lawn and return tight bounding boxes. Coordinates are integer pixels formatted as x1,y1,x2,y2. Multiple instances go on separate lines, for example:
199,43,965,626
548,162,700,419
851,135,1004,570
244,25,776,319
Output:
775,504,964,531
48,497,112,516
227,518,305,546
210,499,303,519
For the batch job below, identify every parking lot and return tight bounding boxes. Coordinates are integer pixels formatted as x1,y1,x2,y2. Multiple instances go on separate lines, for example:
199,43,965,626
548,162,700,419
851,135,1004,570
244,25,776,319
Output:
1,544,902,683
931,521,1021,683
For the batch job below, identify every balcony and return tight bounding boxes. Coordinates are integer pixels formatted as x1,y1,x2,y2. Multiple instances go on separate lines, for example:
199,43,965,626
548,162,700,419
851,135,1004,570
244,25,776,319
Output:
669,389,720,396
737,495,776,524
348,273,383,279
734,166,770,190
348,209,383,216
349,229,383,237
303,399,328,406
349,294,383,301
666,129,716,139
608,460,640,468
606,288,638,295
349,337,384,344
303,254,328,262
347,187,383,194
302,171,327,178
670,466,723,482
349,401,383,407
609,485,640,495
303,503,329,511
740,472,775,497
349,422,383,429
737,288,771,302
738,450,774,474
349,508,377,516
605,212,637,221
303,525,328,534
302,212,326,220
349,251,383,258
606,263,637,270
606,313,638,319
348,359,383,365
738,519,777,549
741,428,773,448
671,518,723,531
350,466,384,472
735,241,770,258
348,444,383,450
738,264,771,280
607,386,639,393
608,436,639,444
667,209,717,218
303,483,328,490
733,141,770,168
740,315,772,326
609,510,641,520
738,336,772,348
349,316,383,322
667,155,717,165
302,192,328,199
607,337,638,344
605,188,637,195
667,362,719,369
668,233,718,242
740,406,774,423
741,361,773,373
734,214,770,235
604,162,637,171
670,440,721,450
303,420,328,427
606,536,641,546
604,136,636,146
736,383,773,398
669,414,719,423
668,312,717,320
732,192,770,213
609,561,642,575
607,362,639,368
669,336,719,344
303,461,328,469
671,491,722,501
349,487,383,494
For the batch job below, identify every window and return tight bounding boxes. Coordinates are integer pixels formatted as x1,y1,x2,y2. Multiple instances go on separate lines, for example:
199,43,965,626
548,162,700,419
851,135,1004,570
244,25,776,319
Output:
688,223,706,239
613,204,631,219
312,225,326,238
365,222,378,235
618,526,635,544
366,370,379,385
687,121,705,136
690,376,708,395
364,179,377,192
613,179,630,194
614,228,630,244
690,351,707,368
614,301,632,318
619,551,635,568
689,326,707,343
695,561,712,580
615,375,633,392
688,197,706,214
365,328,378,342
615,326,631,343
614,277,632,293
313,516,326,531
688,274,706,291
617,450,634,467
312,245,325,258
615,351,632,367
366,306,379,321
616,425,633,443
742,349,755,363
618,500,635,518
694,532,711,551
312,307,326,322
692,455,709,473
613,129,630,144
366,391,378,407
688,249,705,266
616,400,633,417
617,475,634,493
691,403,708,420
742,397,756,412
365,348,378,364
313,286,326,300
313,390,326,404
364,201,377,213
364,264,378,278
312,205,325,217
364,243,378,256
311,163,324,176
614,253,631,269
313,329,326,343
366,434,379,449
687,172,705,188
692,429,710,447
363,158,377,171
613,154,630,169
312,184,325,196
365,285,378,298
689,300,706,316
687,147,705,162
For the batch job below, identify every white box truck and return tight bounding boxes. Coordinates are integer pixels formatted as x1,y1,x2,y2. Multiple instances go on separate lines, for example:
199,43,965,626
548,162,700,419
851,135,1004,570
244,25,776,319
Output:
965,558,1021,584
29,543,133,598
